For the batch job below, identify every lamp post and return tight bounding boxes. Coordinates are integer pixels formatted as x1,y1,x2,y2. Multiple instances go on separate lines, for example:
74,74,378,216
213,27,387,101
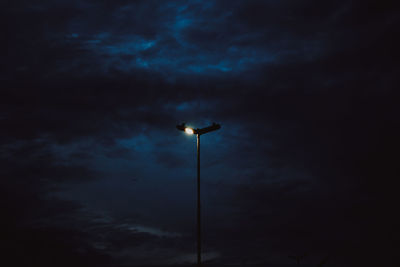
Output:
176,122,221,267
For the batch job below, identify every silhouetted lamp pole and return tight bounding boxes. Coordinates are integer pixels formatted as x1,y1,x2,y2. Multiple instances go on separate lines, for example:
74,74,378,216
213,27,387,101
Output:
176,122,221,267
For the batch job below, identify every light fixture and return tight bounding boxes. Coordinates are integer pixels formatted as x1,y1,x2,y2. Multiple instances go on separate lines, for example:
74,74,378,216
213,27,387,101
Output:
185,127,194,135
176,122,221,267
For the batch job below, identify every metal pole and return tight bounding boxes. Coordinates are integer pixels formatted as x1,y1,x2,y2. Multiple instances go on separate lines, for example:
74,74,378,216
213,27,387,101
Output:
197,133,201,267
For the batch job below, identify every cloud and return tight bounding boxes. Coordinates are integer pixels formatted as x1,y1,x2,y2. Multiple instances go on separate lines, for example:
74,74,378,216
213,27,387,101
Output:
2,0,400,266
116,223,182,238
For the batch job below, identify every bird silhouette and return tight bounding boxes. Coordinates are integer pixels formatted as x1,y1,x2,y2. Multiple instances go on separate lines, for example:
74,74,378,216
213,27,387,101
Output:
289,252,308,265
317,256,329,267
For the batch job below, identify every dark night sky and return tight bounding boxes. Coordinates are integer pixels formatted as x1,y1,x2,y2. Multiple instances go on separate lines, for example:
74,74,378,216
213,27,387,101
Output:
1,0,400,266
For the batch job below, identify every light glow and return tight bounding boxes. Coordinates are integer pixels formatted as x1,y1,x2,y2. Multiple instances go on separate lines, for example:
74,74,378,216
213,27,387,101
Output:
185,128,194,135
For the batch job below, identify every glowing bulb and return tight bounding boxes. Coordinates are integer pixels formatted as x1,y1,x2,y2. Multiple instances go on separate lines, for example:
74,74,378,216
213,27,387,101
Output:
185,128,194,135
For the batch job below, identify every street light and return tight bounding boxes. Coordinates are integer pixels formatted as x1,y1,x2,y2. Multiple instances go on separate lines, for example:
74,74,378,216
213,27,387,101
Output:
176,122,221,267
185,127,195,135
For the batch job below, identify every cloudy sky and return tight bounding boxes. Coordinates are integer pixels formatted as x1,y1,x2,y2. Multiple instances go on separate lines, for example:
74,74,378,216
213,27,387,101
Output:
1,0,399,266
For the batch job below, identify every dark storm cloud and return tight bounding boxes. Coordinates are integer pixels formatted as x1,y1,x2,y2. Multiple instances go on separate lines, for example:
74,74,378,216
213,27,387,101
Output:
0,139,190,266
0,140,107,266
198,2,399,265
2,0,400,266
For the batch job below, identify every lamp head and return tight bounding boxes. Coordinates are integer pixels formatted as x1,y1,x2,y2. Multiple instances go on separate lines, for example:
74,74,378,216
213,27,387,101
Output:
184,127,194,135
177,122,220,135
